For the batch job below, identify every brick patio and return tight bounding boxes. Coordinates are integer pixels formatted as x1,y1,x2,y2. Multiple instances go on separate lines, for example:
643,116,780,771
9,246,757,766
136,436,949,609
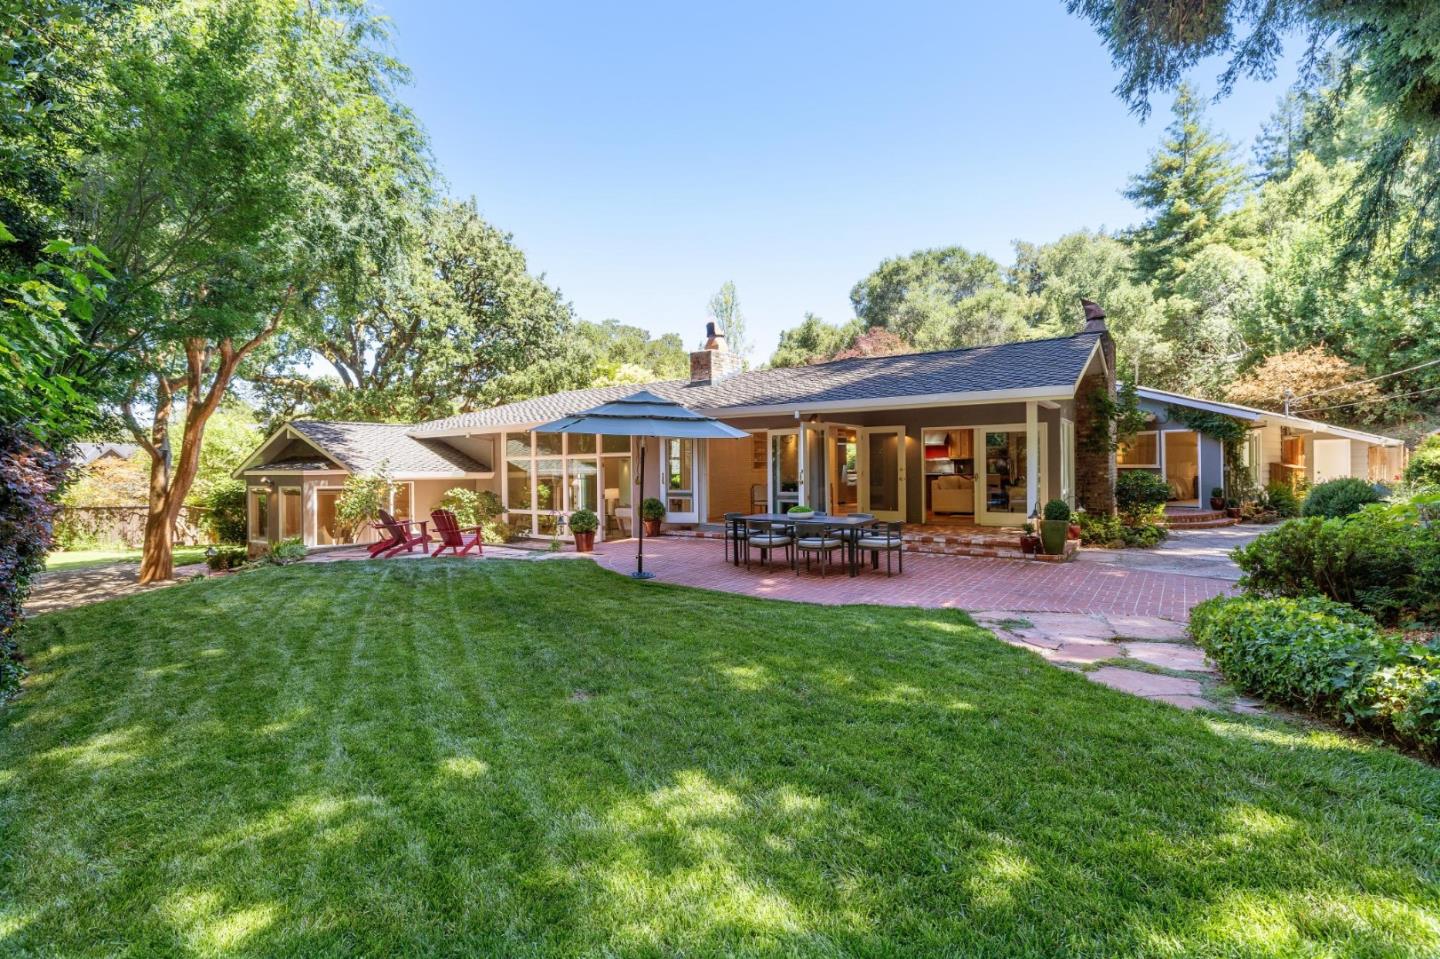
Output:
588,536,1232,622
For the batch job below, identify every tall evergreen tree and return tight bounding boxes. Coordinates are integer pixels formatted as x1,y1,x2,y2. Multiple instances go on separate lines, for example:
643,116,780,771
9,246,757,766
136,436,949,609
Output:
1123,84,1249,294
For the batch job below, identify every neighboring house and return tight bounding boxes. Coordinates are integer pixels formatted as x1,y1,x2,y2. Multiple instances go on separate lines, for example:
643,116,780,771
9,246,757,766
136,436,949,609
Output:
1127,387,1407,504
235,306,1404,550
74,442,140,466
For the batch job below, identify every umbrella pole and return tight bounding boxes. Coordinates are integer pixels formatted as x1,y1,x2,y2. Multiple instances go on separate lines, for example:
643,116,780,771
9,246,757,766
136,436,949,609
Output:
633,441,654,579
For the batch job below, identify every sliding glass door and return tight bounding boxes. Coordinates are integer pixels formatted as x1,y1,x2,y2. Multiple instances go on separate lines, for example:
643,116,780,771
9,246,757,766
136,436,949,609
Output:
858,426,905,521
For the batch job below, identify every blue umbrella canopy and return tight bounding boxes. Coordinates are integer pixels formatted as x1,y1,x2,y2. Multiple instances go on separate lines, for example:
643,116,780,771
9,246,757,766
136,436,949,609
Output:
533,389,749,440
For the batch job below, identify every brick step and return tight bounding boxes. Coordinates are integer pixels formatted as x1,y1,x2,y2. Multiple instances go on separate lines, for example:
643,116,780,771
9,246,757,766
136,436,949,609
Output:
1165,509,1230,526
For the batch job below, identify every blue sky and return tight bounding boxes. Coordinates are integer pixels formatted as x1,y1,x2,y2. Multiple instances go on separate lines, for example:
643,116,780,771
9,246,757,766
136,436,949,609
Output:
375,0,1296,359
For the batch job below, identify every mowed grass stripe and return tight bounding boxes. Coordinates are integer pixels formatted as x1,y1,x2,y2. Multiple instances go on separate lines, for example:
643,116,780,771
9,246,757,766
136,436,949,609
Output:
2,559,1438,957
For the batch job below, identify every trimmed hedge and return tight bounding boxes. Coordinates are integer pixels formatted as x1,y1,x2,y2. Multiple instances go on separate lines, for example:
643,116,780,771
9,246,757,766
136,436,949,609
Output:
1191,595,1439,758
1300,477,1384,518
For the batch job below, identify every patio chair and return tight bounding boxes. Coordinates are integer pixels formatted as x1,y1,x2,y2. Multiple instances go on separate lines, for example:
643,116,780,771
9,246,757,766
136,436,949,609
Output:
794,521,844,578
744,519,792,570
723,512,748,565
856,521,905,576
429,509,484,558
373,509,429,558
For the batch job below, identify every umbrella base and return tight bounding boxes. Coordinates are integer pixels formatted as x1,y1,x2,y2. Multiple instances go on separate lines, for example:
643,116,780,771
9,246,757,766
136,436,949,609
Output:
630,570,656,580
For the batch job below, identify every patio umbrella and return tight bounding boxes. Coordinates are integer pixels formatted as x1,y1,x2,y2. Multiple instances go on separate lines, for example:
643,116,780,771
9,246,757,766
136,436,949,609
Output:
534,389,749,579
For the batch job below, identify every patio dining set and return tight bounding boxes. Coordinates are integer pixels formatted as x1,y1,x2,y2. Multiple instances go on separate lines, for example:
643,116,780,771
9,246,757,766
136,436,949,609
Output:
722,512,905,578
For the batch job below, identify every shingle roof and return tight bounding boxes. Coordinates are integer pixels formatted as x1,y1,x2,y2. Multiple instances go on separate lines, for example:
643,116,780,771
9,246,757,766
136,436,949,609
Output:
289,421,488,474
75,441,140,464
242,457,340,473
413,333,1103,434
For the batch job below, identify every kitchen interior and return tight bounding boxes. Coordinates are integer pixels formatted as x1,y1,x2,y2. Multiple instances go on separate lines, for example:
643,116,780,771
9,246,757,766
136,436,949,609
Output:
923,428,975,523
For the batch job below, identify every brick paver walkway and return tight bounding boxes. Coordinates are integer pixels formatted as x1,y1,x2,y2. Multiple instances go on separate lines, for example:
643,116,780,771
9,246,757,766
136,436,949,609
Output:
589,537,1232,622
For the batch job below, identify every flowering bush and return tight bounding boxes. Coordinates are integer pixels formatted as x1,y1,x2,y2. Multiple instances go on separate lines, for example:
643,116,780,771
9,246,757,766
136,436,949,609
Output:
1,426,69,700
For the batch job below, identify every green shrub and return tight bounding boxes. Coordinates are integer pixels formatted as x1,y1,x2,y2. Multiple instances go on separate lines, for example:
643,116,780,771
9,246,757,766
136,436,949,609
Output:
1075,511,1166,549
1190,595,1439,757
1042,498,1071,521
1301,477,1385,518
335,469,396,535
265,537,306,565
205,544,249,571
1115,470,1169,523
1403,434,1440,487
569,508,598,534
199,478,248,543
1232,509,1440,627
641,497,665,521
1261,482,1301,519
439,487,504,530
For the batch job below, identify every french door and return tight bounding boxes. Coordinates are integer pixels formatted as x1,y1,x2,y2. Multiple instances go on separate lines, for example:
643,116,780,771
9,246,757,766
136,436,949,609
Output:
858,426,906,521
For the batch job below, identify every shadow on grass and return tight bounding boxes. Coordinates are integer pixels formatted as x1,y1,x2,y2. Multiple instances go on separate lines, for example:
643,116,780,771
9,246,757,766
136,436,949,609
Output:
3,560,1438,956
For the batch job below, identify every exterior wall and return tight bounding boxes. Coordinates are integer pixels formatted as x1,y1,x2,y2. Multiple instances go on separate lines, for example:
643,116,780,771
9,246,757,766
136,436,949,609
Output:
1134,398,1227,504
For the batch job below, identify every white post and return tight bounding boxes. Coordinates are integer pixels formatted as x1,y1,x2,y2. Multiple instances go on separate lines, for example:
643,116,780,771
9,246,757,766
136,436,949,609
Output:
1025,401,1039,518
796,420,808,508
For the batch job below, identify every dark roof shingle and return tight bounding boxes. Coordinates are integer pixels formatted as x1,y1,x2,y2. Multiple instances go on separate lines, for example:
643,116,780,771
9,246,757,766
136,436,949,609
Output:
289,421,487,474
412,333,1102,434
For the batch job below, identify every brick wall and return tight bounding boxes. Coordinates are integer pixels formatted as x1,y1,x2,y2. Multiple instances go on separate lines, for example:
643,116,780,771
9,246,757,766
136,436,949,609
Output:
1074,341,1117,514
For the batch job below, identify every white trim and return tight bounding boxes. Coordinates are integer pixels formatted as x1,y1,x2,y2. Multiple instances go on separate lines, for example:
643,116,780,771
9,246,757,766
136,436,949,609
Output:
1136,386,1263,421
714,386,1074,419
661,436,699,523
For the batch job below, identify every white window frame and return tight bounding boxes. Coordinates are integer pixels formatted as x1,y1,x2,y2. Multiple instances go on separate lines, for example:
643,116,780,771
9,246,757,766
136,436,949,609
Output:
248,487,271,544
974,423,1046,525
662,437,698,523
599,436,633,540
277,485,304,542
1116,430,1160,469
500,430,606,538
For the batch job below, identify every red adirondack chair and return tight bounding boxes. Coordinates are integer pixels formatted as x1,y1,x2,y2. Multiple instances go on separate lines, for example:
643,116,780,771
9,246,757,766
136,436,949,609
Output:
371,509,429,558
429,509,484,558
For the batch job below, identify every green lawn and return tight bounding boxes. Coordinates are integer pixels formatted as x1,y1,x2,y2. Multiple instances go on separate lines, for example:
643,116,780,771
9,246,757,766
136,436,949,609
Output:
4,561,1438,957
44,545,210,571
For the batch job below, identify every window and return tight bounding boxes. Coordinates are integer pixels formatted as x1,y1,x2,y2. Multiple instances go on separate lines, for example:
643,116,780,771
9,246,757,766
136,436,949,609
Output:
1117,431,1159,467
390,482,412,521
249,489,269,541
503,430,607,536
316,489,352,545
664,438,695,515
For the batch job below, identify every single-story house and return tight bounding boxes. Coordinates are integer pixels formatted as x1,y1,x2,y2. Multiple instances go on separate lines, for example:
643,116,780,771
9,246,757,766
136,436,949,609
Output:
235,305,1404,550
1125,386,1407,505
74,441,140,466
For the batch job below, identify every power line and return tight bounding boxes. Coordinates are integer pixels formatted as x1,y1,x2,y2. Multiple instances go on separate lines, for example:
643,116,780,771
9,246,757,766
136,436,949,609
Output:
1289,356,1440,402
1292,383,1440,416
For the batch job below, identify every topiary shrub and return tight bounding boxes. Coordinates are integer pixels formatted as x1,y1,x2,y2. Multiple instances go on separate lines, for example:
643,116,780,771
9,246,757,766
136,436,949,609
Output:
1042,498,1071,521
569,508,598,534
1403,434,1440,488
1190,594,1439,757
641,497,665,522
1301,477,1385,518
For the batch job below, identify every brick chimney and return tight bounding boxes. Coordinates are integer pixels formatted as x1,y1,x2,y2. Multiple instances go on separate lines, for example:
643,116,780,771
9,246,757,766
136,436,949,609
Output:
1074,299,1118,514
690,321,744,385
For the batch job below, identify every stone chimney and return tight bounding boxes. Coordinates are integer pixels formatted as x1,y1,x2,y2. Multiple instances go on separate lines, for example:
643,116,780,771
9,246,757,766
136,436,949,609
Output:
690,321,744,385
1080,298,1116,378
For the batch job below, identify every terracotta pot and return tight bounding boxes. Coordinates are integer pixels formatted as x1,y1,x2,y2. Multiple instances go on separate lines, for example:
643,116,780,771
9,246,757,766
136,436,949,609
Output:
1210,497,1225,510
643,519,662,537
1068,522,1082,541
1019,533,1041,555
1225,507,1241,518
573,531,595,552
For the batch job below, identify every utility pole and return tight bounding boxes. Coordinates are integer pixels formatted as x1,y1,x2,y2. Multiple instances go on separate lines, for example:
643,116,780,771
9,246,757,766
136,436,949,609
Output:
1282,388,1294,417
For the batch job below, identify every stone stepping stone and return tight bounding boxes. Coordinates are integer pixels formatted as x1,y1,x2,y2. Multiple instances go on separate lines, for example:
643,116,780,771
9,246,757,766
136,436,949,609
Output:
1042,639,1126,664
1104,614,1188,641
1087,666,1206,705
1123,642,1212,672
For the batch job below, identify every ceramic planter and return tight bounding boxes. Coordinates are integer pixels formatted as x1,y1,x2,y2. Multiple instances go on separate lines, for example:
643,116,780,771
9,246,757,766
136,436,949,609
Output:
1040,519,1069,555
573,531,595,552
1019,533,1041,555
1067,522,1082,541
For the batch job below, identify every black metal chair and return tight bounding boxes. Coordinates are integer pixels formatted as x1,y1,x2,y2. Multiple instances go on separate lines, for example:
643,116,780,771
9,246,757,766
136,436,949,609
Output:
794,521,845,577
856,521,904,576
744,519,793,570
723,512,748,565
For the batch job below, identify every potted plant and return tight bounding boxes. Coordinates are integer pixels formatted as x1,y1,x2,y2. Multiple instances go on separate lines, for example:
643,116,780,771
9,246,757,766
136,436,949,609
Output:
1224,496,1241,518
1019,521,1040,556
1209,486,1225,510
641,497,665,536
569,508,598,552
1040,499,1071,555
1067,506,1083,542
786,503,815,519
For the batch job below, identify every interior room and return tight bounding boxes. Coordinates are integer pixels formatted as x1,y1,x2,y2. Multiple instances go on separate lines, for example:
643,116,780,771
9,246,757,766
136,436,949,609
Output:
828,427,859,515
923,428,975,522
1163,430,1200,505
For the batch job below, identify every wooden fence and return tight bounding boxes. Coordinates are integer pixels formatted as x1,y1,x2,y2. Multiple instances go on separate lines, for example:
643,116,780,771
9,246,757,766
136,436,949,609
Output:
54,506,213,549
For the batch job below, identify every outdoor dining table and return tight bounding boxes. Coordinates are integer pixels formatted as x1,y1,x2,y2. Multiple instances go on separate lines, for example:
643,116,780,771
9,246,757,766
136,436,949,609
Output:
735,513,879,577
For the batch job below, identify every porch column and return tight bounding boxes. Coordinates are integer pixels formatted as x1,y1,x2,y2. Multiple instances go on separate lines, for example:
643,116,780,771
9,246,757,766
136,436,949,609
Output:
1025,401,1039,518
796,419,808,506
